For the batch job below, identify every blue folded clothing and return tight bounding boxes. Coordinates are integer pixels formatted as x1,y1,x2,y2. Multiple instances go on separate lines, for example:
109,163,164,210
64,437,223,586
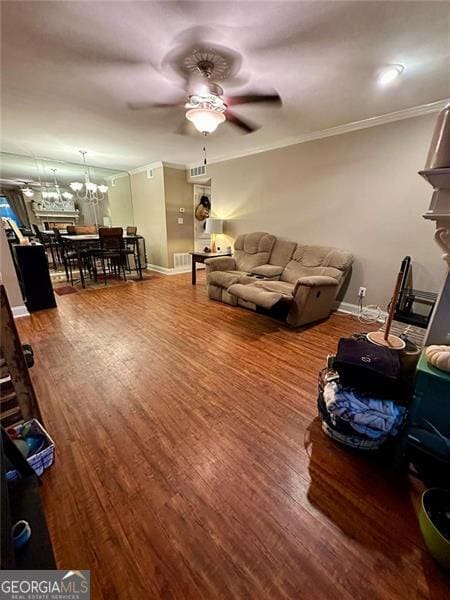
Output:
323,382,406,439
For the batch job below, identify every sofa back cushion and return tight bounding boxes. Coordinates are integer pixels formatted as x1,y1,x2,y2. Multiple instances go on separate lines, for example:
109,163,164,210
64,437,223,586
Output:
234,232,276,272
269,239,297,267
281,244,353,284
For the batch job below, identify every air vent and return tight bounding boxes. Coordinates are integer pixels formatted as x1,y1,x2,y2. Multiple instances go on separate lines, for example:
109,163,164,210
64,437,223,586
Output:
173,253,192,269
147,169,154,179
190,165,206,178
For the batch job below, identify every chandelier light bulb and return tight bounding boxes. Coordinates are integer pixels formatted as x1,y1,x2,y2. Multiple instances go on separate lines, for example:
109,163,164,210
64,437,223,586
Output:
62,191,73,200
97,184,108,194
85,182,98,192
70,181,83,192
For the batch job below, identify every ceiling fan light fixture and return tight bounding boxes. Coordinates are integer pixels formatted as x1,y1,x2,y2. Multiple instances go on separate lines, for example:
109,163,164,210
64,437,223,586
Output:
186,107,225,135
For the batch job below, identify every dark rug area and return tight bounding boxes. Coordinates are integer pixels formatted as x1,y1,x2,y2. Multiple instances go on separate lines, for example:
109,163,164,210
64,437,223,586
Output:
54,286,77,296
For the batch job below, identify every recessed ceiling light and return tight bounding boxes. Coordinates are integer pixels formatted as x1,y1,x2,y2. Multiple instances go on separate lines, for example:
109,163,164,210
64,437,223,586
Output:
378,64,405,85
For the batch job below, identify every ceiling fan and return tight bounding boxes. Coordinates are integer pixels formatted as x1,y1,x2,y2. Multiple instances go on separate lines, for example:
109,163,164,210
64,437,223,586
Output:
129,46,282,136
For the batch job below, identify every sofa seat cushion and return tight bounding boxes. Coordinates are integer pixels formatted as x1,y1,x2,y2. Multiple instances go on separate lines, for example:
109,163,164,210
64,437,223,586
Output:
208,270,250,289
253,280,295,297
228,283,285,310
251,264,284,278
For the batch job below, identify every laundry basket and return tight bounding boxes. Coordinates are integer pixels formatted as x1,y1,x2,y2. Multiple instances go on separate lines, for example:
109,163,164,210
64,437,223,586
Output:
6,418,55,479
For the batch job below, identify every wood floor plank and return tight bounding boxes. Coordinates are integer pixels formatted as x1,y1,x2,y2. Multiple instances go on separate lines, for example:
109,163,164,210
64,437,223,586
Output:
16,272,450,600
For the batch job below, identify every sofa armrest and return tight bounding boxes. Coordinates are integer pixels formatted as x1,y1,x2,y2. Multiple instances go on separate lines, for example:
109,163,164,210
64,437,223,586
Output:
287,276,339,327
204,256,236,272
251,264,284,278
294,275,339,290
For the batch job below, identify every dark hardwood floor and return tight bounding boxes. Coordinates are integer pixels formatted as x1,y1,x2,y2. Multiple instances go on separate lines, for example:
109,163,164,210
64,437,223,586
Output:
17,271,449,599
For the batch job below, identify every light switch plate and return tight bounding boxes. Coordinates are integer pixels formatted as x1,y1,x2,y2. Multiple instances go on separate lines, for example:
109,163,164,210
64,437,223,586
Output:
178,217,184,224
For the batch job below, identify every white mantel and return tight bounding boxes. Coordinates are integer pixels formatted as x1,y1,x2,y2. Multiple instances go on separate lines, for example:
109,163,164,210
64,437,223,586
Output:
34,209,80,221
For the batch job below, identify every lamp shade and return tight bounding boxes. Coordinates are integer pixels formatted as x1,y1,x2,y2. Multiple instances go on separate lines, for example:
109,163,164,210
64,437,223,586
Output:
205,218,223,234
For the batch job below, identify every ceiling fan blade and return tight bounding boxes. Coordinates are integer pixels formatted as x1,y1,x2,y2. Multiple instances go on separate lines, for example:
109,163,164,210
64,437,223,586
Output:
127,101,182,110
226,92,282,107
225,110,259,134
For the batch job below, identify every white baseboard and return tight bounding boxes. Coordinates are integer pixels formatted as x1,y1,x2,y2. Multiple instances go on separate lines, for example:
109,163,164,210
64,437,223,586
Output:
12,305,30,318
334,300,387,323
333,300,360,316
147,263,192,275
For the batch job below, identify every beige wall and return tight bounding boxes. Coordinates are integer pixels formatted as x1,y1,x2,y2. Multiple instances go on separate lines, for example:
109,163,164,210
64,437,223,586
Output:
164,167,194,268
106,174,134,227
0,222,24,310
130,166,194,270
208,113,445,307
130,167,168,268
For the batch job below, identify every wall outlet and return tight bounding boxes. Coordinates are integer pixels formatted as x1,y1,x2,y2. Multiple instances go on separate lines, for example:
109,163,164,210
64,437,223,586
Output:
177,217,184,225
358,287,367,298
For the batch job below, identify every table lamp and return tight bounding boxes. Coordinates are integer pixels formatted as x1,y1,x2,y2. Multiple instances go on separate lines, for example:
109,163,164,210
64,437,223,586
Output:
205,218,223,253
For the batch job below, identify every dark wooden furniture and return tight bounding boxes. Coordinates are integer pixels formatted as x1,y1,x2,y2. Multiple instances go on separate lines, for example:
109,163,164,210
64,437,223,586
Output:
32,224,59,269
189,250,232,285
53,228,79,284
61,233,145,287
97,227,131,284
13,244,57,312
0,284,43,425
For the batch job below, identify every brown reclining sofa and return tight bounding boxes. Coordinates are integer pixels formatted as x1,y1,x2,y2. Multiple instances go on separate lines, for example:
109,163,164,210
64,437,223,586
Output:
205,232,353,327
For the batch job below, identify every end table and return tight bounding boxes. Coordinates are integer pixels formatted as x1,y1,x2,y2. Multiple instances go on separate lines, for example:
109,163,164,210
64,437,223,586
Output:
190,251,232,285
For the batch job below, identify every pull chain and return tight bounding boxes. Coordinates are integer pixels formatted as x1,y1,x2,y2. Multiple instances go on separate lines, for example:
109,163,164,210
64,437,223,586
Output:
203,146,207,166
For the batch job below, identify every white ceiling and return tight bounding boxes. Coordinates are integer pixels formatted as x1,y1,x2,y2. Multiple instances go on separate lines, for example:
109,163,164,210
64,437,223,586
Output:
1,1,449,171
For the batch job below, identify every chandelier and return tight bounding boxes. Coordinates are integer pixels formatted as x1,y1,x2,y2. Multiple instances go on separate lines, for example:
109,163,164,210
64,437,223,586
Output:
70,151,108,203
42,169,73,202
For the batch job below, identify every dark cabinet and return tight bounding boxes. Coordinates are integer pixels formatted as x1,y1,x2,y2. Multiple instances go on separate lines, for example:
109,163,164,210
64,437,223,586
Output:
13,244,57,312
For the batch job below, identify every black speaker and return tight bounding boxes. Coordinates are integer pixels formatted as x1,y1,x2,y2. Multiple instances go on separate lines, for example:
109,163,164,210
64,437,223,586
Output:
13,244,57,312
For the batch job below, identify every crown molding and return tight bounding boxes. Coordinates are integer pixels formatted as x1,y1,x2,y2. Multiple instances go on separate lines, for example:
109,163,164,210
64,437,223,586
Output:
128,161,185,175
104,171,129,182
187,98,449,168
163,162,186,171
128,161,163,175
